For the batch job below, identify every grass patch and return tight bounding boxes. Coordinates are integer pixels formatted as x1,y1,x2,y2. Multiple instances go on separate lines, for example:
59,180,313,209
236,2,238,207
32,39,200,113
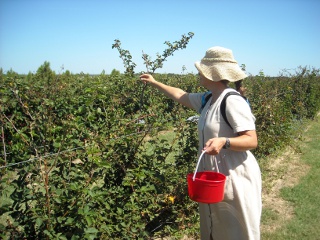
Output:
261,207,280,224
261,114,320,239
144,129,179,164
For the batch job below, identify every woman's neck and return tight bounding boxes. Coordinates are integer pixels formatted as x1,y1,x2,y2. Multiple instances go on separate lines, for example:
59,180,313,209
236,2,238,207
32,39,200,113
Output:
207,82,229,103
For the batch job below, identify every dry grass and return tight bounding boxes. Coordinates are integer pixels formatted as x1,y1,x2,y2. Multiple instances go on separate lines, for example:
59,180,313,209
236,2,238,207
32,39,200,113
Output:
260,147,310,233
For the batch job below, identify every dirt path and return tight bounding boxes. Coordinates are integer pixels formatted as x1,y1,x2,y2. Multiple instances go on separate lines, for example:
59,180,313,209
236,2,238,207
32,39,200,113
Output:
261,113,320,234
260,142,311,233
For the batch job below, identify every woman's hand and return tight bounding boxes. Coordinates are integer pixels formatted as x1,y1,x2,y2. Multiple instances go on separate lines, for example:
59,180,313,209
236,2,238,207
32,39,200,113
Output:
138,73,193,108
139,74,156,84
203,137,226,155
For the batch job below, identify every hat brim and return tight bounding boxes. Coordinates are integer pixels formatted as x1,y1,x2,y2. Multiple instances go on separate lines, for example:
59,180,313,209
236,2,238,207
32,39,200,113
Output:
195,61,247,82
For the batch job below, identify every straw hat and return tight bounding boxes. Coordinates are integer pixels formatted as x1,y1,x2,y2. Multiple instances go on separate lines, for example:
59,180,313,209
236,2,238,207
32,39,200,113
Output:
195,46,247,82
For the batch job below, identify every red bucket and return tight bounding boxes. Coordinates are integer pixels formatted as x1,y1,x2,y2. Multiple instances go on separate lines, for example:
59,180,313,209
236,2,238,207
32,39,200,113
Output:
187,151,226,204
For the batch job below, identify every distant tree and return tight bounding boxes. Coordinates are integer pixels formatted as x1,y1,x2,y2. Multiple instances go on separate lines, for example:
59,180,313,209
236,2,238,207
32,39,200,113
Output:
36,61,55,83
6,69,18,78
181,65,187,74
64,70,71,76
110,69,120,76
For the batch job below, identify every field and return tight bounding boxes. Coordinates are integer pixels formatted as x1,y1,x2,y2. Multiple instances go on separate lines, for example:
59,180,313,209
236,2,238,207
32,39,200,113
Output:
1,63,320,239
261,113,320,239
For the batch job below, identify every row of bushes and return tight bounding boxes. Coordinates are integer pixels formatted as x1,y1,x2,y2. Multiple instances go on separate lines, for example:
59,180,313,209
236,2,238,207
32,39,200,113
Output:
247,67,320,159
0,64,319,239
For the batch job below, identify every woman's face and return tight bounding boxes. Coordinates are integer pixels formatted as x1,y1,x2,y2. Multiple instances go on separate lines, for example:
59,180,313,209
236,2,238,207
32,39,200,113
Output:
198,72,221,89
198,73,208,87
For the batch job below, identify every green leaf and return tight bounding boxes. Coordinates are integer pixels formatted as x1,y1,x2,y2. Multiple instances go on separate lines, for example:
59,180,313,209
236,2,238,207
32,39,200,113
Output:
65,217,74,225
53,142,61,148
85,227,99,234
43,230,53,238
117,207,123,215
105,202,111,210
85,216,92,225
36,217,43,227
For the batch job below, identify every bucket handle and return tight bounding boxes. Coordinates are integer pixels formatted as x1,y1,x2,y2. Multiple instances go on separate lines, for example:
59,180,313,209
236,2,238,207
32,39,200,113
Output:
192,150,220,181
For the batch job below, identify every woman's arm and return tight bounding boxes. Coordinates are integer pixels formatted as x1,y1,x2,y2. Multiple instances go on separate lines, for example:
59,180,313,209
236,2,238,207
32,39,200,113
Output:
203,130,258,155
139,74,193,108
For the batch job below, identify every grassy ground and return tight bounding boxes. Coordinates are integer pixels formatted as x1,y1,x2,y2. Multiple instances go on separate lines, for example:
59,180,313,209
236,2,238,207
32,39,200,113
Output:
261,113,320,239
144,129,179,164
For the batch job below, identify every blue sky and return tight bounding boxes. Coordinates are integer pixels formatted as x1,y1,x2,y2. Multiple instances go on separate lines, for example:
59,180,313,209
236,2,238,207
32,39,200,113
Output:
1,0,319,76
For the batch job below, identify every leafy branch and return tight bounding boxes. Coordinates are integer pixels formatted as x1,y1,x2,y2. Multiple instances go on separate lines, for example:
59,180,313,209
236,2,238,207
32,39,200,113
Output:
112,39,137,77
112,32,194,75
112,32,194,110
142,32,194,74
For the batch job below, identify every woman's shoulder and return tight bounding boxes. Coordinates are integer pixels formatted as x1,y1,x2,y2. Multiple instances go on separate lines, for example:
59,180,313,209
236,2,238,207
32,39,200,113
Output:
188,92,207,113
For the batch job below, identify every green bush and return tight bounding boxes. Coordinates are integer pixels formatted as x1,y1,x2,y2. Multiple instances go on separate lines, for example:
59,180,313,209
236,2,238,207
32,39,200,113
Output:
246,66,320,159
1,60,320,238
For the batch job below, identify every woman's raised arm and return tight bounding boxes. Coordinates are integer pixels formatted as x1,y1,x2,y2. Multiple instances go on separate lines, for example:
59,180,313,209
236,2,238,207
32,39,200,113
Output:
139,74,193,108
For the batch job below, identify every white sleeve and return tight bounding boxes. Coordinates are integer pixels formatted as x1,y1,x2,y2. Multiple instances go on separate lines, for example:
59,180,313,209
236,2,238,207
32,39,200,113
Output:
225,95,256,133
188,92,205,113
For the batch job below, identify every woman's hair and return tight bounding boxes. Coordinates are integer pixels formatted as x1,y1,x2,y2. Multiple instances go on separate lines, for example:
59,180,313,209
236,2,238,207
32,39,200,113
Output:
235,80,243,91
221,80,229,86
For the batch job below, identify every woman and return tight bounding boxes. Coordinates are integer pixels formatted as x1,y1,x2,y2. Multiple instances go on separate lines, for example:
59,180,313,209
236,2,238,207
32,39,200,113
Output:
140,46,261,240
